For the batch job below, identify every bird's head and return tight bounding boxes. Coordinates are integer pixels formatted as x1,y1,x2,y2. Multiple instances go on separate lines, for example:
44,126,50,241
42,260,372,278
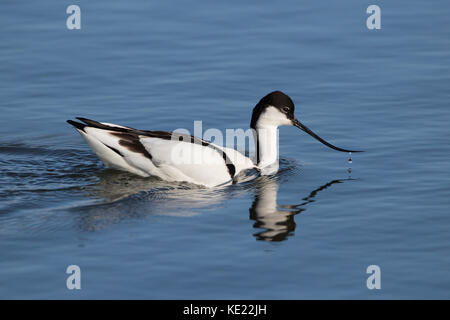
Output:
250,91,362,153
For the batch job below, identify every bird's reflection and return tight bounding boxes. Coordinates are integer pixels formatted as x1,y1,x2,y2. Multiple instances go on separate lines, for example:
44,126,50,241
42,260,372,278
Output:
77,167,351,239
76,169,238,231
249,177,346,242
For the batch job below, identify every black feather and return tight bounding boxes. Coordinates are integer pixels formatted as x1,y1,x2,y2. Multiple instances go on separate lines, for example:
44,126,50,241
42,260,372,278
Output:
66,120,86,132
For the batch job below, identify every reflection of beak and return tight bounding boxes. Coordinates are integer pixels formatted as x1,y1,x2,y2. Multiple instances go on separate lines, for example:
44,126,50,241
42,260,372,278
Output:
293,119,363,153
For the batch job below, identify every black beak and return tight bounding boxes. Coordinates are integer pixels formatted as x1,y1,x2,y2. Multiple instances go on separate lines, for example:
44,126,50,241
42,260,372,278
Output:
293,119,363,153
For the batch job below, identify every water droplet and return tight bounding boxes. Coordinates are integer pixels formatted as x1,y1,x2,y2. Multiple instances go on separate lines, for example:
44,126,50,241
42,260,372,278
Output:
347,168,352,174
348,152,352,164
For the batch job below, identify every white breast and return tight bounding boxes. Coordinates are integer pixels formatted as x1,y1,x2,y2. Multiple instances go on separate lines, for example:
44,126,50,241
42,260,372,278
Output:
139,137,236,187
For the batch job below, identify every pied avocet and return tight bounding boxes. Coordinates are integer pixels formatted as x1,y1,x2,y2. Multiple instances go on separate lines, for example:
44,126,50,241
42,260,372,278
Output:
67,91,361,187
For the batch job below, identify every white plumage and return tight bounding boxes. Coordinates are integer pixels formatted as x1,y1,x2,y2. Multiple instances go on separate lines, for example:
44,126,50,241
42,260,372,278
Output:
68,118,254,187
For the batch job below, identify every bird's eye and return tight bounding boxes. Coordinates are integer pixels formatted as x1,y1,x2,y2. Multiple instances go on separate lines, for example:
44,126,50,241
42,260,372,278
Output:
282,107,290,113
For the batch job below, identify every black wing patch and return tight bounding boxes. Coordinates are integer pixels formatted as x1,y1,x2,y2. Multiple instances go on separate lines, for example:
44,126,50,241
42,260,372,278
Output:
111,132,152,160
106,145,123,156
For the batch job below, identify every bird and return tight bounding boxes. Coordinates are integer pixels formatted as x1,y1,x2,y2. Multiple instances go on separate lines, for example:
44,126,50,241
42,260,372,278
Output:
67,91,361,187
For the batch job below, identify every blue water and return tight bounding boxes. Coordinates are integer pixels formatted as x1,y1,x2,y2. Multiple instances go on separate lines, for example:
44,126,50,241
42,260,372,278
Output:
1,0,450,299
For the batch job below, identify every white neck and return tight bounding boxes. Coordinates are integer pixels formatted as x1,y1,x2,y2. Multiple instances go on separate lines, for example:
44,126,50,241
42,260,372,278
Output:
254,125,279,175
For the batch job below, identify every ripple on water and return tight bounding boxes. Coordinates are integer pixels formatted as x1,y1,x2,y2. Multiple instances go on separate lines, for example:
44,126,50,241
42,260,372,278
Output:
0,141,301,234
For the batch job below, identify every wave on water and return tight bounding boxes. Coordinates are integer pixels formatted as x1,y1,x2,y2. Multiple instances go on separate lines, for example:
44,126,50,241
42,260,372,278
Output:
0,141,304,235
1,141,355,240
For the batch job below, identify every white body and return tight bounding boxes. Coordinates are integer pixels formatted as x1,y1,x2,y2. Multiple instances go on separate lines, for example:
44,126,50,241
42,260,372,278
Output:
70,105,291,187
76,123,256,187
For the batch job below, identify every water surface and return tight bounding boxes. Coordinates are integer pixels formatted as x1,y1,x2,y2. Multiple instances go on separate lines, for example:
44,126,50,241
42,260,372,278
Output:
1,0,450,299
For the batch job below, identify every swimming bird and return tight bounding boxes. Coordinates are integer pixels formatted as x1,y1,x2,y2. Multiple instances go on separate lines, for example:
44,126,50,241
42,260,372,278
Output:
67,91,361,187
